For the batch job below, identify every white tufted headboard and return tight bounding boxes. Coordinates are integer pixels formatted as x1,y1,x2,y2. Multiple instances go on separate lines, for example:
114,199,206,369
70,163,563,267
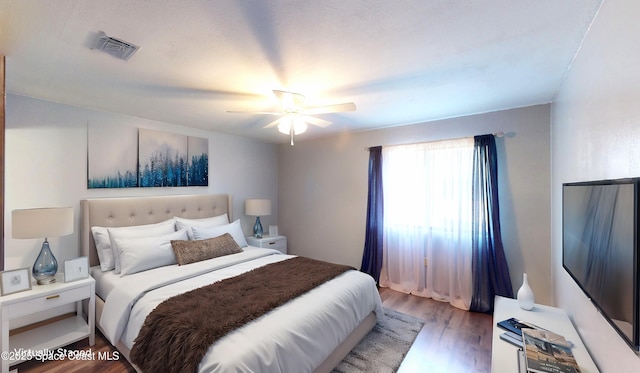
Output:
81,194,232,267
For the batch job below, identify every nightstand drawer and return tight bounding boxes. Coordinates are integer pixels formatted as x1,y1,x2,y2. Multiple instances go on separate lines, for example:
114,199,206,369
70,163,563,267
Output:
6,286,89,318
246,235,287,254
261,238,286,252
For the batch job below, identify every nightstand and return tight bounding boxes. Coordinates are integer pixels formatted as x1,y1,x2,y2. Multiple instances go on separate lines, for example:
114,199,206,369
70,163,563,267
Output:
0,275,95,373
246,235,287,254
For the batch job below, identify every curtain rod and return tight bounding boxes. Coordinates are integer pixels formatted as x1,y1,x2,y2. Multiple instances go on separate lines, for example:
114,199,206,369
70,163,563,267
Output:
364,132,508,151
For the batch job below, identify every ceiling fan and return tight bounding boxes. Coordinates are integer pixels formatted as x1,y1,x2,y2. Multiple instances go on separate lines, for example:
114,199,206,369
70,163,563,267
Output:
228,90,356,145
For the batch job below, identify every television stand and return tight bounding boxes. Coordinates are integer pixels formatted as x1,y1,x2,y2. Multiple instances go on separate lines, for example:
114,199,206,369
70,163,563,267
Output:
491,295,599,372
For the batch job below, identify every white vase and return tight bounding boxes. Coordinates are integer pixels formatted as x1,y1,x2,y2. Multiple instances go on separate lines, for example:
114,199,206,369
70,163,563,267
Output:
517,273,535,310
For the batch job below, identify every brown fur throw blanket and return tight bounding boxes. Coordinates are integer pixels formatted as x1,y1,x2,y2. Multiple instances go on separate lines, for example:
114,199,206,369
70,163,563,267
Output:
130,256,354,373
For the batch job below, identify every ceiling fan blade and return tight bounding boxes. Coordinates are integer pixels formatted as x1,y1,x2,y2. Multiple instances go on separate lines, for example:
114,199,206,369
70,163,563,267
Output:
302,116,332,128
264,117,286,128
273,90,305,109
227,110,282,115
304,102,356,115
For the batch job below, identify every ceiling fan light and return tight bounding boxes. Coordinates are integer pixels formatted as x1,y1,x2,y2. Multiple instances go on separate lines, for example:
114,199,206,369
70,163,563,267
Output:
278,119,291,134
293,119,307,134
278,117,307,135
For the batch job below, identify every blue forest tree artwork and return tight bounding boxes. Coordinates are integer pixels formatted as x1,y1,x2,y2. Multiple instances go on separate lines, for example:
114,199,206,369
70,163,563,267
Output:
138,129,208,187
87,125,208,188
185,135,209,187
87,123,139,189
188,153,209,186
88,170,138,189
138,149,209,187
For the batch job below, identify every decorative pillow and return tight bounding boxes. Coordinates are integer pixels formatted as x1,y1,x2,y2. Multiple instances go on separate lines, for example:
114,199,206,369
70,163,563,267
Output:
171,233,242,265
174,213,229,239
191,219,248,248
109,229,188,276
103,219,176,274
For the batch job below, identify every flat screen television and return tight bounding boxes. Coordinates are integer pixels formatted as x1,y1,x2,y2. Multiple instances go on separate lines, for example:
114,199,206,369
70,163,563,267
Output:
563,178,639,351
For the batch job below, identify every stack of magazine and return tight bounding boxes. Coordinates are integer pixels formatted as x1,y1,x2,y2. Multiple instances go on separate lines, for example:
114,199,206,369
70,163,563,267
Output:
497,318,581,373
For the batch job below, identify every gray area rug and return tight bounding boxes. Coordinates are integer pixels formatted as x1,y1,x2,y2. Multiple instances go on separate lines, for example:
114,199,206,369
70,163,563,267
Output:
332,308,425,373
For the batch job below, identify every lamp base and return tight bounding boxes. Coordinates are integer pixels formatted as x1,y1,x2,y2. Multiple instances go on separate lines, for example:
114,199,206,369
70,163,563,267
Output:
253,216,263,238
36,277,56,285
33,239,58,286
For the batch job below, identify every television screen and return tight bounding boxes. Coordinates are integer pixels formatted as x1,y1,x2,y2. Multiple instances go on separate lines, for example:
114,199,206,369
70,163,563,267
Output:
563,178,639,351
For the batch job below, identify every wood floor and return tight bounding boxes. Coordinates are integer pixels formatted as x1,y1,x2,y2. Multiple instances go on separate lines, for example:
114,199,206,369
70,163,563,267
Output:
381,288,493,373
13,288,493,373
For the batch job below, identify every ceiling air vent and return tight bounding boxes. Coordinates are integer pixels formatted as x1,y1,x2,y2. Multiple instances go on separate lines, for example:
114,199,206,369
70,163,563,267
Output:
92,31,139,61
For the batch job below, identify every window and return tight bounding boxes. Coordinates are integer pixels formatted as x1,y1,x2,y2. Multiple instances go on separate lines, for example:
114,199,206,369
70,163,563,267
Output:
380,138,474,309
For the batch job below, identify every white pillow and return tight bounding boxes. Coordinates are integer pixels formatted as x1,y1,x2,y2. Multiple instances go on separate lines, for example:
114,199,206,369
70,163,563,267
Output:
102,219,176,274
109,229,188,276
92,226,117,271
174,213,229,239
191,219,248,248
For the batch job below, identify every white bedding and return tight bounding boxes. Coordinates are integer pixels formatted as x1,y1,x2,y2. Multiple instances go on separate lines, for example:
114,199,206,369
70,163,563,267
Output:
90,265,120,299
98,247,384,373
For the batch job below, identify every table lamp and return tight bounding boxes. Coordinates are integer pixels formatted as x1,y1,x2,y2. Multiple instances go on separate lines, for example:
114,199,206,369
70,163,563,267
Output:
245,199,271,238
12,207,74,285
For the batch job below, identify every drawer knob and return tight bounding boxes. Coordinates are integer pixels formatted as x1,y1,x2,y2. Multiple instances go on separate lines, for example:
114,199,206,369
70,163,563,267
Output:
46,294,60,300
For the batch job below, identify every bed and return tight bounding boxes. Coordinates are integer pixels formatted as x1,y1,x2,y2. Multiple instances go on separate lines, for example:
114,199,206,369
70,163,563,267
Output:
80,194,383,373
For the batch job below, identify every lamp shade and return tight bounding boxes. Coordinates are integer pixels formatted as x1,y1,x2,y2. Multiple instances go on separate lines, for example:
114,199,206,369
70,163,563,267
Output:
245,199,271,216
12,207,74,239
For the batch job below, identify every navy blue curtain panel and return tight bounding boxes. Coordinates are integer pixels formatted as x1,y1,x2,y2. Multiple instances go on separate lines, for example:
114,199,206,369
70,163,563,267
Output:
470,135,513,313
360,146,384,284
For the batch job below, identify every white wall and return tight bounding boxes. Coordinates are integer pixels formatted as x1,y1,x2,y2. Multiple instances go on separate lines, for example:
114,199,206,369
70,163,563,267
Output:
552,0,640,370
4,94,279,270
278,105,552,304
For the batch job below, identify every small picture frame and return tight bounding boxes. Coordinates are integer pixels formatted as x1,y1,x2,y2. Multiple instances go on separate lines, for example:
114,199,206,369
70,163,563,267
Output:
64,257,89,283
1,268,32,296
269,225,278,236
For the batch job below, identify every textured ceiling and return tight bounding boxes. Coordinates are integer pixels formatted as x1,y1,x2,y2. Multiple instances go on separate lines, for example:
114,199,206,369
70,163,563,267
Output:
0,0,602,144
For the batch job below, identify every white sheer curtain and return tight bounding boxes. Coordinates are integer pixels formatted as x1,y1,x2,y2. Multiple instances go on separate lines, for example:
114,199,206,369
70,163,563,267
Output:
379,138,474,310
